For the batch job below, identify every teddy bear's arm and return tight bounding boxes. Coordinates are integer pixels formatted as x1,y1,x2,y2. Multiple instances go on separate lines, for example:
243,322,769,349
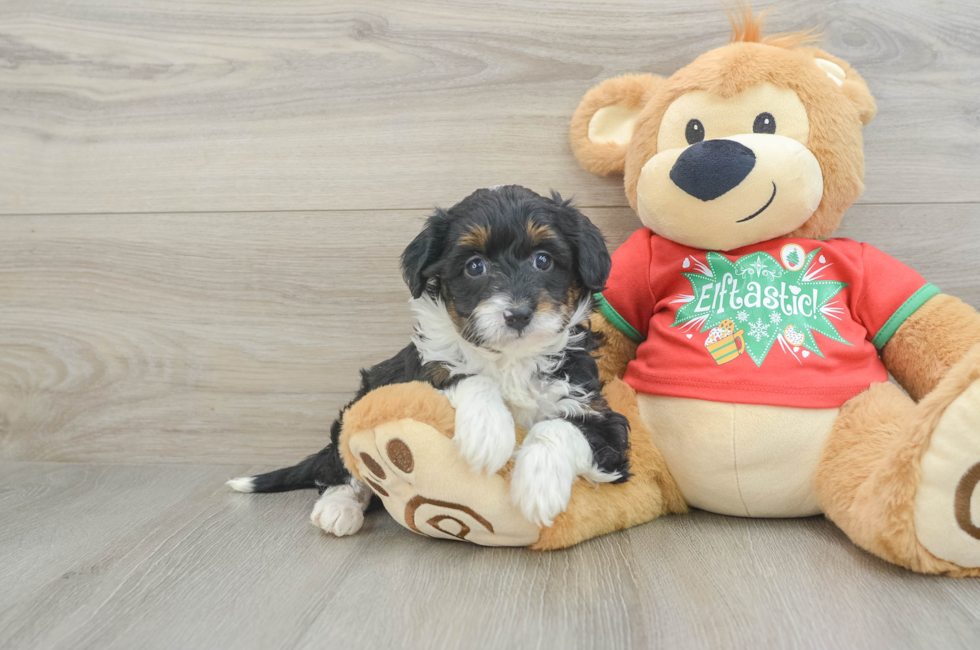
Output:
591,312,639,384
881,294,980,401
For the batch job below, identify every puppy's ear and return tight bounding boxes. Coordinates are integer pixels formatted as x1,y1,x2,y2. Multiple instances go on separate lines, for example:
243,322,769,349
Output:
402,210,451,299
549,192,611,294
574,215,613,294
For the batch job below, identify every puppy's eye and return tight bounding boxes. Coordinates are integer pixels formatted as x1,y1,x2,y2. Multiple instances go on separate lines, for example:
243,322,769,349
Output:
532,252,553,271
685,119,705,145
464,256,486,277
753,112,776,134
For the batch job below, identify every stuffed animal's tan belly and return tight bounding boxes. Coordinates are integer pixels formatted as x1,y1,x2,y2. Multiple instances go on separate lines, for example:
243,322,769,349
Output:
636,394,839,517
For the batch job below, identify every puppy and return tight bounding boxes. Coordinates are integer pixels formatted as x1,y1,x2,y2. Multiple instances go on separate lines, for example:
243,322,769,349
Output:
228,185,630,535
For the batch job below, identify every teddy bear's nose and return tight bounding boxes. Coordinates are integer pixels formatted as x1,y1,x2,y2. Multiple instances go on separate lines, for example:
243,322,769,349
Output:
670,139,757,202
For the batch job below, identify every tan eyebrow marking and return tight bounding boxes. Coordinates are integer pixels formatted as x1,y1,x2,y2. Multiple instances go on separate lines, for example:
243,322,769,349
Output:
459,225,490,249
526,222,555,245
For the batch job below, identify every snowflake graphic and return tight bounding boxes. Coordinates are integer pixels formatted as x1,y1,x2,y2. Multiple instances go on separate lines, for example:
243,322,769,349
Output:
769,312,782,324
737,310,749,322
748,318,770,342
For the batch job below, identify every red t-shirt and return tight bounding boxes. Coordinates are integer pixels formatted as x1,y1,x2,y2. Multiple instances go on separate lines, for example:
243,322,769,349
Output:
597,230,938,408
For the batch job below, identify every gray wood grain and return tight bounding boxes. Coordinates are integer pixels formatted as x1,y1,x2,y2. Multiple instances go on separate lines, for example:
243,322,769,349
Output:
1,0,979,214
1,1,980,646
1,204,977,465
1,462,978,650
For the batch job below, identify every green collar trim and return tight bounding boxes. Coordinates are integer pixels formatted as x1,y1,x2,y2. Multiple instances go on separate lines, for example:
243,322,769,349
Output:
594,293,644,343
872,283,940,350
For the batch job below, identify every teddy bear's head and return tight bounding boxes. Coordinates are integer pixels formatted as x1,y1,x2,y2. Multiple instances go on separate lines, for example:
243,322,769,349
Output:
571,9,877,251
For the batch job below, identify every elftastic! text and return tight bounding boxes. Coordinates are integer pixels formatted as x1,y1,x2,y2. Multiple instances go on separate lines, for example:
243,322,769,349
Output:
672,246,851,366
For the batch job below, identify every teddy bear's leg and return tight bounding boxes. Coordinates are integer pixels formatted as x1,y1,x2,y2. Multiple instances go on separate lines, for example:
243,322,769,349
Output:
336,379,685,549
532,378,688,550
815,344,980,576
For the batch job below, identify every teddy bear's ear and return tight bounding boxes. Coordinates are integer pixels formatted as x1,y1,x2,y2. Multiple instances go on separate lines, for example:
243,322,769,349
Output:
811,53,877,126
570,74,663,176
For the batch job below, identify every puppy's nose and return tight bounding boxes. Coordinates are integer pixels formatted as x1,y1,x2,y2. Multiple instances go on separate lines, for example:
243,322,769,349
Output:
503,307,533,332
670,139,756,201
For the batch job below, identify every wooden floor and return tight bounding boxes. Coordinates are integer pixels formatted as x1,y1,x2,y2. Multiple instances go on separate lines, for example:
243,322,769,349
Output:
2,1,979,648
3,462,980,650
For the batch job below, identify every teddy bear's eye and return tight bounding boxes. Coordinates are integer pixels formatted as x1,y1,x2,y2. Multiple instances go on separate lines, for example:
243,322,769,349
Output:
685,119,705,145
753,112,776,134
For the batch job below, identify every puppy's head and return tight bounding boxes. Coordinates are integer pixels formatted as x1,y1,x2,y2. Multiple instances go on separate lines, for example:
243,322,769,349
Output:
402,185,610,350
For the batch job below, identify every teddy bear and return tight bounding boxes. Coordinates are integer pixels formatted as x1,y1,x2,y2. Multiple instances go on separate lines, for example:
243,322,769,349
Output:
334,8,980,576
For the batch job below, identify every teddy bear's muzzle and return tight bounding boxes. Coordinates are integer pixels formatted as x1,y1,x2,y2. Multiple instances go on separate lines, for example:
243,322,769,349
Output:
636,134,823,251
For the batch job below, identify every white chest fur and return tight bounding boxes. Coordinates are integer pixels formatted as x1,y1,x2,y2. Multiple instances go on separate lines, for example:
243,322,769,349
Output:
469,356,589,430
410,296,594,429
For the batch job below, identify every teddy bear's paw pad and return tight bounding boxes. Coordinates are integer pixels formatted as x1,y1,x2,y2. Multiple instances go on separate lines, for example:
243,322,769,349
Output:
403,496,498,541
348,419,540,546
914,380,980,568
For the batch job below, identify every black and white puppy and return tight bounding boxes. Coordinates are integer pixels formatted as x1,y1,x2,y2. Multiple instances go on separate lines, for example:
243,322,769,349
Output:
228,185,630,534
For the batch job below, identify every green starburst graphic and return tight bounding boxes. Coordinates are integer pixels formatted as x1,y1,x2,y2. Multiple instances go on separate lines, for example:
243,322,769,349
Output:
672,248,850,366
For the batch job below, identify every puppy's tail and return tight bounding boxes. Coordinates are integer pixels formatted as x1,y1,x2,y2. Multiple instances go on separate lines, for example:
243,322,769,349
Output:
227,445,349,493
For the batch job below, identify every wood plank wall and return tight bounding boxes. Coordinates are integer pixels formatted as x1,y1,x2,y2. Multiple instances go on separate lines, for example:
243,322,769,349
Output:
2,0,979,464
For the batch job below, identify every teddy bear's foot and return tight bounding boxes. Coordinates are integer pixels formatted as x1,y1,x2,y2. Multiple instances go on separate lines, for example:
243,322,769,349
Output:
346,419,541,546
817,345,980,575
334,379,684,550
914,380,980,568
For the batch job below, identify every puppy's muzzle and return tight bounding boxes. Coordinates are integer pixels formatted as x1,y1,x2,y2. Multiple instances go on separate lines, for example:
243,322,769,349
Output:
503,307,533,332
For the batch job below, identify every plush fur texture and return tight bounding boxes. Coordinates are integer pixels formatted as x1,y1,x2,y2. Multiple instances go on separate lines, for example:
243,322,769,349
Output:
345,384,457,450
882,294,980,401
726,6,821,49
591,311,639,385
341,381,459,480
816,344,980,576
570,74,664,176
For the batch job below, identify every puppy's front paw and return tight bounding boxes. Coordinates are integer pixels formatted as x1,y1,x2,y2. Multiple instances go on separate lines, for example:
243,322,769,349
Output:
310,485,368,537
454,403,516,475
510,441,575,527
447,376,516,474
